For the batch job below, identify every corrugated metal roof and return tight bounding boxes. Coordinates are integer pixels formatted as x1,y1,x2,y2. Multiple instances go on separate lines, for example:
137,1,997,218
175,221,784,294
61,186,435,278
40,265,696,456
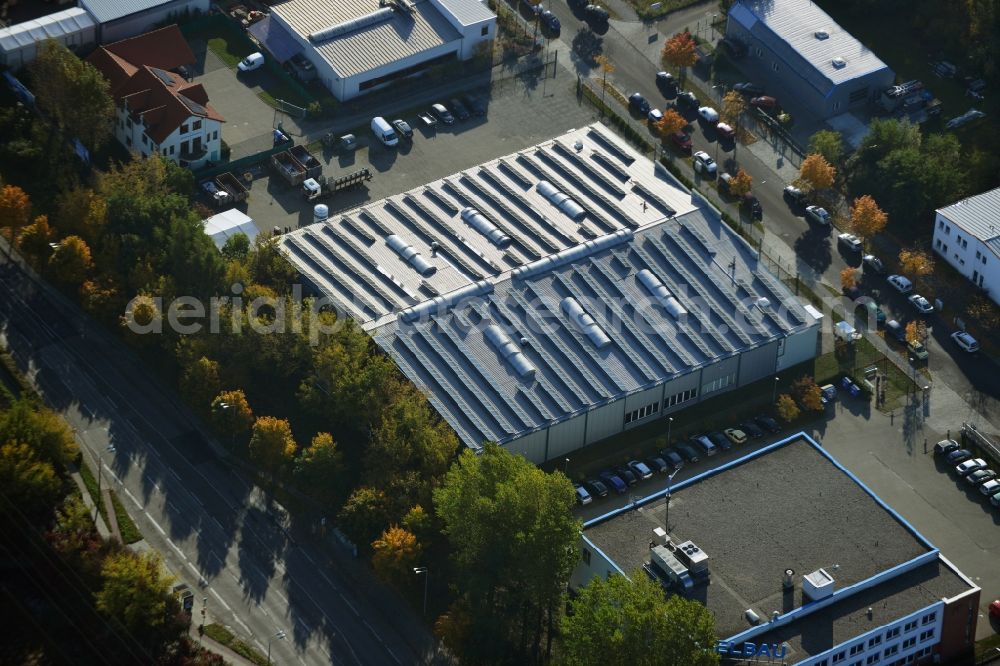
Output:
280,125,813,451
80,0,180,24
272,0,461,78
432,0,494,27
729,0,891,93
937,187,1000,257
0,8,95,52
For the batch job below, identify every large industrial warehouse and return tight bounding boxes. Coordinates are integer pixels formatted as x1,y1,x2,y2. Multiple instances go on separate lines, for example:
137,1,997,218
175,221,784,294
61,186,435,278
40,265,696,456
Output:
279,125,821,463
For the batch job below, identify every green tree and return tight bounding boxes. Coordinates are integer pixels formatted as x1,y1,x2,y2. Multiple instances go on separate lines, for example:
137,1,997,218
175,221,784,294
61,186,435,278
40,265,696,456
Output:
807,130,844,170
0,399,78,468
434,443,581,663
245,236,298,290
248,416,297,479
293,432,345,509
179,357,222,417
0,441,62,516
338,486,393,550
54,187,106,244
558,572,719,666
372,525,423,587
48,235,92,286
95,550,186,654
221,232,251,263
30,39,114,151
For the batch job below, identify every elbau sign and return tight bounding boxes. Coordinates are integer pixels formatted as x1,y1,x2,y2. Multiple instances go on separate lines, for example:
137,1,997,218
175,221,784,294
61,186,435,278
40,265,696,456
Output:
716,640,788,661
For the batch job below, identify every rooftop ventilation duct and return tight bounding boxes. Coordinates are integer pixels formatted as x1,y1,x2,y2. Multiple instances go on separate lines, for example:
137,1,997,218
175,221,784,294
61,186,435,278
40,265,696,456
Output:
814,30,829,40
560,297,611,349
512,229,633,281
535,180,586,221
832,57,847,69
802,568,836,601
309,7,394,43
460,207,512,249
386,234,436,277
636,269,687,319
399,280,493,323
483,324,536,378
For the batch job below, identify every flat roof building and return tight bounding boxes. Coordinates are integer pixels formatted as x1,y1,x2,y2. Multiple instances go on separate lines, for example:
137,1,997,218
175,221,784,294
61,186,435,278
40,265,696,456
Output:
575,435,979,666
261,0,495,100
725,0,895,119
280,125,820,462
933,187,1000,307
80,0,210,43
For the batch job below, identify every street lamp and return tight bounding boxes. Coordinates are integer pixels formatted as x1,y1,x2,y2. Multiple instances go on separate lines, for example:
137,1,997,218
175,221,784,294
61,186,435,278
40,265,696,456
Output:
266,630,286,665
563,457,570,475
664,469,680,534
413,567,429,617
667,417,674,447
772,376,780,404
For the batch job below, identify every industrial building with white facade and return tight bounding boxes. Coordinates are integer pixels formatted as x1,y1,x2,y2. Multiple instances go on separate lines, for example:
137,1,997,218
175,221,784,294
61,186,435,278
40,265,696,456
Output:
725,0,895,119
574,435,980,666
256,0,495,101
279,125,821,463
932,187,1000,307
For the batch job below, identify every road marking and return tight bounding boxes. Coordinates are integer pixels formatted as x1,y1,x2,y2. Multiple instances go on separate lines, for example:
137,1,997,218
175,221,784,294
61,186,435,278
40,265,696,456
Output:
147,513,166,536
319,571,337,590
338,591,359,617
166,539,185,559
122,487,142,510
169,468,180,481
302,552,316,566
211,516,223,530
209,588,232,613
271,587,288,605
107,397,117,409
186,561,201,579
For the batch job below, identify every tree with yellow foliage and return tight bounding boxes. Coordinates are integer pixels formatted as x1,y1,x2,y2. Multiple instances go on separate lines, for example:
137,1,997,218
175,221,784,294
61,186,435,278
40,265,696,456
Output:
776,394,800,422
721,91,747,127
728,169,753,197
249,416,297,480
905,320,927,345
795,154,836,192
17,215,55,267
47,235,92,286
849,195,888,243
898,248,934,280
372,525,423,587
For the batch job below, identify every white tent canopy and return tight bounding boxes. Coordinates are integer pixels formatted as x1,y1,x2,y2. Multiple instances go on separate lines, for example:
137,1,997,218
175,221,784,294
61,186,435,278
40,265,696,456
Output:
203,209,258,250
0,8,96,69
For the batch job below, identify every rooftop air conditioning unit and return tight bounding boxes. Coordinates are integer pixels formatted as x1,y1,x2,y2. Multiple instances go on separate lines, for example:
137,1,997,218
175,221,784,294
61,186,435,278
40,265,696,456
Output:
832,57,847,69
803,568,836,601
814,30,829,40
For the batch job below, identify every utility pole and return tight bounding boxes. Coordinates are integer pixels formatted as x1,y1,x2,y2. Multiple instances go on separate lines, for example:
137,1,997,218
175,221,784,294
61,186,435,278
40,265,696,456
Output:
664,469,679,534
413,567,429,617
266,630,286,666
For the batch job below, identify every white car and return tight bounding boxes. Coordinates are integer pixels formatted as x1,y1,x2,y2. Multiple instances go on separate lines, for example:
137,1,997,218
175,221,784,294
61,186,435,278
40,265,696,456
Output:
908,294,934,314
697,106,720,124
887,274,913,294
804,205,830,225
237,52,265,72
693,151,717,176
837,233,863,252
955,458,987,476
648,108,664,123
979,479,1000,497
951,331,979,352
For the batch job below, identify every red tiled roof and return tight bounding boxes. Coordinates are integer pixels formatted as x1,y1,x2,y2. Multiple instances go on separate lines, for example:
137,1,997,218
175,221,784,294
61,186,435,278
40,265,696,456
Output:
87,24,223,145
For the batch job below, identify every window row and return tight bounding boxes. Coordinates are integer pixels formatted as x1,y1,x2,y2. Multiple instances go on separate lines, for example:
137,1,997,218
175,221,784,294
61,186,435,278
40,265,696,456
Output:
666,387,697,408
702,372,736,396
624,400,659,425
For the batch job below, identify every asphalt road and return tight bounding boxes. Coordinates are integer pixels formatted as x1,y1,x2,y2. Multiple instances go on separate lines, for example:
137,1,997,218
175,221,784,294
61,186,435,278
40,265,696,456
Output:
0,258,439,666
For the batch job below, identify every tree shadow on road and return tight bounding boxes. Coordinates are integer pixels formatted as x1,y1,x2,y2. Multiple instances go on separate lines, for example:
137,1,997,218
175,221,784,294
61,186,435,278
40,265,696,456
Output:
794,226,832,275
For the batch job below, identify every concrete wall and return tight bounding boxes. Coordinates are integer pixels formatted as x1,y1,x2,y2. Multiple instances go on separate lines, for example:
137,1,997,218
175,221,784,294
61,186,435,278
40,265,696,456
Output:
504,428,547,463
933,212,1000,306
97,0,209,43
585,400,624,445
777,325,819,371
936,586,979,664
547,412,586,459
737,340,778,386
570,535,625,589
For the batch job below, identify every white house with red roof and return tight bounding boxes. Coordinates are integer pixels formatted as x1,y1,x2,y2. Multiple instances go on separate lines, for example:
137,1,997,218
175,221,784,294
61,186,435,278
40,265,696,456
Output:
88,25,224,169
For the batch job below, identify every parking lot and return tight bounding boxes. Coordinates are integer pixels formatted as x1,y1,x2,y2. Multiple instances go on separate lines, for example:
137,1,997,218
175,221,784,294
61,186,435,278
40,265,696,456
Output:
242,67,599,236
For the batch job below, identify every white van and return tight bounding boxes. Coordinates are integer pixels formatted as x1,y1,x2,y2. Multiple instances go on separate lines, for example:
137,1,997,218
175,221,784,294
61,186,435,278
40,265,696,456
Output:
237,52,264,72
371,116,399,147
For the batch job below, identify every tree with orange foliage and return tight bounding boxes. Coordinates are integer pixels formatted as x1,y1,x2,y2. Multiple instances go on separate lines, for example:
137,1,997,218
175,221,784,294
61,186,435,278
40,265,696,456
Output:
898,248,934,280
653,108,688,139
905,320,927,345
47,235,92,285
795,154,837,192
372,525,423,587
0,184,31,257
849,195,888,243
17,215,55,267
728,169,753,197
840,267,859,293
661,31,697,84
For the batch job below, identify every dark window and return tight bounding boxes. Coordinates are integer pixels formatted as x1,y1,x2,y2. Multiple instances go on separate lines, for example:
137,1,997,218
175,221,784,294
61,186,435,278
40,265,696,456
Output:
481,25,489,36
849,87,869,103
181,123,188,134
193,120,201,130
582,548,591,565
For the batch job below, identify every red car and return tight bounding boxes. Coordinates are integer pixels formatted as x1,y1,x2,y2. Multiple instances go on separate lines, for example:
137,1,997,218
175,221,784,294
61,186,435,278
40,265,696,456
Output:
670,131,692,153
990,599,1000,620
750,95,778,110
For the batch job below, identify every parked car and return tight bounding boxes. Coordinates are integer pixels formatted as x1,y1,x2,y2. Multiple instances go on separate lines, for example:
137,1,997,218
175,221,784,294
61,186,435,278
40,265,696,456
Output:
656,71,676,93
628,460,653,480
783,185,808,207
707,431,732,451
645,456,670,474
838,233,863,252
675,90,699,109
615,465,639,486
979,479,1000,497
992,494,1000,508
391,119,413,140
237,52,265,72
733,82,764,95
887,274,913,294
966,469,996,486
574,483,593,505
933,439,960,456
461,94,486,117
951,331,979,353
670,131,692,153
629,92,651,115
648,108,664,123
907,339,929,362
908,294,934,314
659,448,686,469
697,106,720,124
945,449,972,464
724,428,748,445
862,254,885,274
885,319,907,343
540,9,560,35
739,421,764,438
805,205,831,225
755,415,781,433
448,98,471,121
867,302,887,328
750,95,778,109
955,458,987,476
584,478,609,498
991,600,1000,621
674,443,701,463
693,151,717,176
692,435,718,457
742,193,763,220
716,122,735,140
585,4,610,24
598,470,626,494
430,103,455,124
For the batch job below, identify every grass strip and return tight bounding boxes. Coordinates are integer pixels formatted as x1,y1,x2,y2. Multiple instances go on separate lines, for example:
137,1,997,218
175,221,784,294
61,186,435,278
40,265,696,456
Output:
203,624,270,666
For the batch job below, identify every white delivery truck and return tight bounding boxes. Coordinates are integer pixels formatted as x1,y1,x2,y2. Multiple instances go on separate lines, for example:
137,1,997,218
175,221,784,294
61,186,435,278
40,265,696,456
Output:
370,116,399,147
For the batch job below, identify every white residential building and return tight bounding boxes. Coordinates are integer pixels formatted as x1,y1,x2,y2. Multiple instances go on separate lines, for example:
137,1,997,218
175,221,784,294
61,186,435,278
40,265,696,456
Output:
933,187,1000,306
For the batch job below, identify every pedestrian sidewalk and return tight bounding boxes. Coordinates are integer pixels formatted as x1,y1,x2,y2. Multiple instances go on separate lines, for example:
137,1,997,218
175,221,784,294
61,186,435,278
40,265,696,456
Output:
69,468,112,539
189,626,255,666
